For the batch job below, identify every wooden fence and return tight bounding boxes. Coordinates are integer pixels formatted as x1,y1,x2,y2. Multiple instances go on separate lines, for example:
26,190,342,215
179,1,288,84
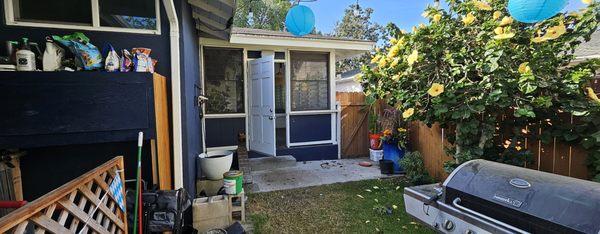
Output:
337,92,370,158
0,156,128,234
410,121,591,181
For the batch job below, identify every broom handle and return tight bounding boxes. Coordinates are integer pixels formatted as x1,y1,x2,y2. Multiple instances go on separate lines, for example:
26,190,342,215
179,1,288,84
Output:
132,132,143,234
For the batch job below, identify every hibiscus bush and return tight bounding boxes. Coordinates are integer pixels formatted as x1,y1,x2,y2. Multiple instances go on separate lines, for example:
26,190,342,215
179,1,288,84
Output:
360,0,600,180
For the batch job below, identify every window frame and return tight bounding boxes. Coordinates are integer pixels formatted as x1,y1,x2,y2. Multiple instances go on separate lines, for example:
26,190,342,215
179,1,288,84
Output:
202,46,247,116
4,0,161,35
289,51,332,112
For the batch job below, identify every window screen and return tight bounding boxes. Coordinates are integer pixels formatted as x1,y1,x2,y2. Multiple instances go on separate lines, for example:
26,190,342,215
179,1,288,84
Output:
100,0,157,30
290,52,330,111
204,47,245,114
14,0,92,25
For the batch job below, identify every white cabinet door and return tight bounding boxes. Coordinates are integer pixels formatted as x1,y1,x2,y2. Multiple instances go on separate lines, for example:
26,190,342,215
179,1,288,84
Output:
249,54,276,156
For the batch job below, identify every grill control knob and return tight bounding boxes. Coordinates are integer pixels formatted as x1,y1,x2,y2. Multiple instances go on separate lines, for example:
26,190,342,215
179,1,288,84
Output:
443,219,454,231
465,230,476,234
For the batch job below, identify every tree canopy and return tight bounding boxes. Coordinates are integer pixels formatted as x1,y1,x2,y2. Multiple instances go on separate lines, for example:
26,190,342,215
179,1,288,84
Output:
360,0,600,180
332,3,382,73
234,0,292,31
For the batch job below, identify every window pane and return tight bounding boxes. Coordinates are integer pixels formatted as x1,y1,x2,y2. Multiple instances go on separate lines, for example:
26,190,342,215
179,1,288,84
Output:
290,52,330,111
275,52,286,60
204,47,245,114
14,0,92,25
275,63,286,113
247,51,262,59
100,0,157,30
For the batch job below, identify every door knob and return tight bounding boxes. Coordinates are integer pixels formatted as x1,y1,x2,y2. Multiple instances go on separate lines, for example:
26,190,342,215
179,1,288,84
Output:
269,116,275,120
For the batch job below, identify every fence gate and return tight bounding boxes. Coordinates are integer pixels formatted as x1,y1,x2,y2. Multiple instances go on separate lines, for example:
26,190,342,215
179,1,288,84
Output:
337,92,369,158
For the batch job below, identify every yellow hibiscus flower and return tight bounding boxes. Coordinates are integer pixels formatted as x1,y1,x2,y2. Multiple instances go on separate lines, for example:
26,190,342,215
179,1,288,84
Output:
371,54,382,64
390,38,398,45
493,11,502,20
378,58,388,68
433,14,442,23
494,30,515,40
494,27,504,35
407,49,419,66
390,58,401,67
499,16,513,26
403,108,415,119
387,45,401,58
587,87,600,103
428,83,445,97
544,22,567,40
518,62,531,74
583,0,594,4
473,0,493,11
462,13,477,25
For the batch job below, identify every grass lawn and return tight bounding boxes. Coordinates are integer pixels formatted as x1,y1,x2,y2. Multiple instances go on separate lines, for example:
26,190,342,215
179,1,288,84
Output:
247,177,434,233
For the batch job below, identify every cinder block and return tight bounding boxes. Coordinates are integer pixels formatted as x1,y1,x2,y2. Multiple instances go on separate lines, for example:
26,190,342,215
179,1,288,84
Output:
193,195,231,232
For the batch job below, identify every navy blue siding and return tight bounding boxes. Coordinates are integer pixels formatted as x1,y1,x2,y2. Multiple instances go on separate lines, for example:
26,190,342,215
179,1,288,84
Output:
0,72,156,148
289,115,332,143
176,0,202,197
205,118,246,147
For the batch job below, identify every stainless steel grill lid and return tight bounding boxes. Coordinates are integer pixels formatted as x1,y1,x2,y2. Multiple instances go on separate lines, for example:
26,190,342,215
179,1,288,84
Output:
443,160,600,234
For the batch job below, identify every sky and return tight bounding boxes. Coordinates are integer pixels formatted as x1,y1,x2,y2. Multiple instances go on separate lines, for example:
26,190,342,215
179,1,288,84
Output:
300,0,589,34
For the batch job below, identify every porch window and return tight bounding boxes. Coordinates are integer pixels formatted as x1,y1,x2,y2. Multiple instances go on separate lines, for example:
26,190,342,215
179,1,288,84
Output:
290,52,330,111
204,47,245,114
6,0,159,34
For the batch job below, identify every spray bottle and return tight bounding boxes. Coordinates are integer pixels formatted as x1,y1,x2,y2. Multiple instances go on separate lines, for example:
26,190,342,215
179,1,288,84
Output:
16,38,36,71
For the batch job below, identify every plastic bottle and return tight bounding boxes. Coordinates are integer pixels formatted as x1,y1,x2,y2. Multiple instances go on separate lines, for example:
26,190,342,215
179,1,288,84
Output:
16,38,36,71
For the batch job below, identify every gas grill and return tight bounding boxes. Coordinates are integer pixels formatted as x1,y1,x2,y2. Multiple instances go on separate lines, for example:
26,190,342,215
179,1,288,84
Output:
404,159,600,234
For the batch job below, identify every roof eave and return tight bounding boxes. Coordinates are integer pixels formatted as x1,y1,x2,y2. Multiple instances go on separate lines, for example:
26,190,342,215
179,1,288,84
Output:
229,33,375,52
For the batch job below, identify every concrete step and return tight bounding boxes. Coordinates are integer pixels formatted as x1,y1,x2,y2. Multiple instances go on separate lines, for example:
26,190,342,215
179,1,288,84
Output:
249,156,297,172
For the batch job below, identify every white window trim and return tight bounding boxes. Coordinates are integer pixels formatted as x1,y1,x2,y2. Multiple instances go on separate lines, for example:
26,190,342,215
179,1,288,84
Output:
4,0,161,35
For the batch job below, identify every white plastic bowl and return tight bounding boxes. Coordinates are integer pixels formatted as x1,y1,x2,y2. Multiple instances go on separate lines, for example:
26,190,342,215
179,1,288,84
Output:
199,150,233,180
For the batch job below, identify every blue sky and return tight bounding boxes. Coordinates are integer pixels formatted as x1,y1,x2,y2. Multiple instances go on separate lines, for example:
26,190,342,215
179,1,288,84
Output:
301,0,589,34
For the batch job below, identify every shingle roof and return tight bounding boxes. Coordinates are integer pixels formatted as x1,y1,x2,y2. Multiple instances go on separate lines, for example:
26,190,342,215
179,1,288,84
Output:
231,27,374,43
574,31,600,59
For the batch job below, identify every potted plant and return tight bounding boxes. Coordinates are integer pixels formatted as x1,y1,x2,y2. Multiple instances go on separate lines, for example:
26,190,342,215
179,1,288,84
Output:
379,108,408,173
368,110,382,150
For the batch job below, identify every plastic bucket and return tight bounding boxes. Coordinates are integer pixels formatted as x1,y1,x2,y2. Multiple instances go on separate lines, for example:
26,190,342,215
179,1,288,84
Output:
223,170,243,195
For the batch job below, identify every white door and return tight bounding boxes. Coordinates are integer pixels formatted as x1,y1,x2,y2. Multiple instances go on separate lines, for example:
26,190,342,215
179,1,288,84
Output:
249,54,276,156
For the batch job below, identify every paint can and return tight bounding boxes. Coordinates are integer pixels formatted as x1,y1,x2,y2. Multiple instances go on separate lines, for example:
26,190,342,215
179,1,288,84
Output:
223,170,243,195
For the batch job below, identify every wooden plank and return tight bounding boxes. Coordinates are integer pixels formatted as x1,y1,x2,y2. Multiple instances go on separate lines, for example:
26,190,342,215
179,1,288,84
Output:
154,74,173,190
30,214,70,234
78,185,125,230
0,157,124,233
13,221,29,234
150,139,159,186
57,199,110,234
570,146,590,179
10,155,23,201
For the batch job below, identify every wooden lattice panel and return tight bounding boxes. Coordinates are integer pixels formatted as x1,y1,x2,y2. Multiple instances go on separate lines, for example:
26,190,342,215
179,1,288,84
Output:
0,157,127,234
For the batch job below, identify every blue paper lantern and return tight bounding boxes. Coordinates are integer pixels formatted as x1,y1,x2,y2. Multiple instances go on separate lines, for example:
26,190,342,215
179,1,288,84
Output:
508,0,569,23
285,5,315,37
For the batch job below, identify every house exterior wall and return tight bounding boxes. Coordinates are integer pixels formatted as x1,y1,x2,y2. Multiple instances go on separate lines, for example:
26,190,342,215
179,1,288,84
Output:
0,1,208,198
200,41,341,161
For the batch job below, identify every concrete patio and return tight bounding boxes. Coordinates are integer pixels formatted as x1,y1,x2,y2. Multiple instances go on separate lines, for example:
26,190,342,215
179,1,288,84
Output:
247,157,401,193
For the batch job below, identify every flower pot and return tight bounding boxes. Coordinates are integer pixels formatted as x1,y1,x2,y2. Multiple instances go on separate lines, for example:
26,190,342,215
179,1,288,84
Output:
379,159,395,175
199,150,233,180
369,133,383,150
382,140,405,173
